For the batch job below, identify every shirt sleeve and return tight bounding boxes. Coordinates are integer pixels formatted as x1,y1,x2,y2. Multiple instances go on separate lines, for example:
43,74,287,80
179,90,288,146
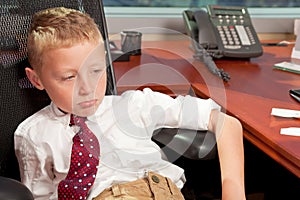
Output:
14,125,56,199
124,88,221,131
176,93,221,130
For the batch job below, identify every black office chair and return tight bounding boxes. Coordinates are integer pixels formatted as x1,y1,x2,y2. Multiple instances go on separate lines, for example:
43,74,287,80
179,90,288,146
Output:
0,0,216,198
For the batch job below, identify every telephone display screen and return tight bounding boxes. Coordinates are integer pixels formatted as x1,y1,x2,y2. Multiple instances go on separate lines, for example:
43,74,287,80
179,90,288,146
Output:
213,9,243,16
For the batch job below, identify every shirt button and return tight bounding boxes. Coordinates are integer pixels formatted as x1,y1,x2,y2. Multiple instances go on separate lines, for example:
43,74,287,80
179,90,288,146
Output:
151,175,160,183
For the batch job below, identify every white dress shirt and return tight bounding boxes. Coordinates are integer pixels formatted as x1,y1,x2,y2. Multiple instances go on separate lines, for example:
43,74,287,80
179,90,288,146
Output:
14,88,220,200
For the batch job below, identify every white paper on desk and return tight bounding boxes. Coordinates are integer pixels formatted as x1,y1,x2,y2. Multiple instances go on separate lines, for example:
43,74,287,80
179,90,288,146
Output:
280,128,300,136
271,108,300,118
273,62,300,74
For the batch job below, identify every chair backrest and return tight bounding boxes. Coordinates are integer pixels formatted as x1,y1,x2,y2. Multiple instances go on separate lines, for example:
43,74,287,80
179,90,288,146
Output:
0,0,116,179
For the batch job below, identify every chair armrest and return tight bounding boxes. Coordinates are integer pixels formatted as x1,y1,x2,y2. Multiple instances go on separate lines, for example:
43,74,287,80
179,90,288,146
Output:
0,176,33,200
152,128,217,160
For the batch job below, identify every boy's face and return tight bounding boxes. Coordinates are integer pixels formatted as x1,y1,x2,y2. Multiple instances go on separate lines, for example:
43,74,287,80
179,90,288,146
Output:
27,42,107,117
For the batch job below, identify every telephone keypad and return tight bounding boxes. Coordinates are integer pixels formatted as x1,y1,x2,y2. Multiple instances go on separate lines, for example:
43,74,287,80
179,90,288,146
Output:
215,14,256,48
216,23,255,49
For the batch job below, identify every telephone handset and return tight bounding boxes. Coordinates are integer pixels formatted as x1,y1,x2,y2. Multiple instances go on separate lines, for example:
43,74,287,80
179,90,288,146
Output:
183,5,263,59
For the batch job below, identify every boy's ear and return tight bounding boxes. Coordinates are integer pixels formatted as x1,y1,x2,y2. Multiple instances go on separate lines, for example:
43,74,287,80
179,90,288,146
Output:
25,67,45,90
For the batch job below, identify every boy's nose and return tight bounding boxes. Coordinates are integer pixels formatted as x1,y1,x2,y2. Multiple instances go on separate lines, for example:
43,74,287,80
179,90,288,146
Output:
77,77,94,95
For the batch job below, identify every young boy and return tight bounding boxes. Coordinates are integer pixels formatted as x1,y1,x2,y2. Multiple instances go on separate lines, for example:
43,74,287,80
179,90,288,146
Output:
14,7,246,200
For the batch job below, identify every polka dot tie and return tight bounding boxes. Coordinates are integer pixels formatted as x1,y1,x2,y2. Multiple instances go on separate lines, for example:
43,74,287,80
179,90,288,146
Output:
58,115,100,200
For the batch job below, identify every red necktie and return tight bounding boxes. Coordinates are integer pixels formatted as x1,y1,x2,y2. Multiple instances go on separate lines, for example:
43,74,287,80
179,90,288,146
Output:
58,115,100,200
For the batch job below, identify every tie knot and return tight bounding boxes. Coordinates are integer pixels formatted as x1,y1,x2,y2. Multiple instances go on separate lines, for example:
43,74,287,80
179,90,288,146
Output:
70,115,87,126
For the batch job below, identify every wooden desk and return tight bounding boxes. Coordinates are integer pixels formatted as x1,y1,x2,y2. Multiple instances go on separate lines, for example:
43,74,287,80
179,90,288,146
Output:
191,44,300,178
113,40,300,177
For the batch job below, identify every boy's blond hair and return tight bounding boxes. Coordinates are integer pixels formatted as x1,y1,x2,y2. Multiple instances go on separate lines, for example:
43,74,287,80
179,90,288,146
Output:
27,7,102,70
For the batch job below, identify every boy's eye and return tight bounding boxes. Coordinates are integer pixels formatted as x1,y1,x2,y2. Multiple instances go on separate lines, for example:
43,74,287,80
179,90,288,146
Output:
90,66,105,75
62,74,76,81
93,69,103,73
66,75,75,80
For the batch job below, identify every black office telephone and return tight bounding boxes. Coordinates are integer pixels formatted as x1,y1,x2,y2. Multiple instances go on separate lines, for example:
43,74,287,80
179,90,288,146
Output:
183,5,263,59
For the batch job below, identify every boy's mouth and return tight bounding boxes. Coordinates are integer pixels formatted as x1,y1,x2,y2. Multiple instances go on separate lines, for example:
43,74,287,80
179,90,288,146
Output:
78,99,97,108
